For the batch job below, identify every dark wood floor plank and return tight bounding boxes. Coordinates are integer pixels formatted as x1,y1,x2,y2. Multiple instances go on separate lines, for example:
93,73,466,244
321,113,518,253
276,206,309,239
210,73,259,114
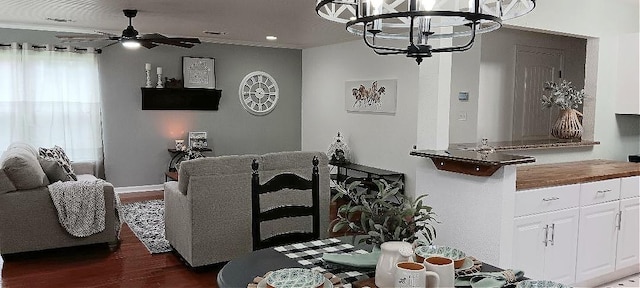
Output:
0,191,219,288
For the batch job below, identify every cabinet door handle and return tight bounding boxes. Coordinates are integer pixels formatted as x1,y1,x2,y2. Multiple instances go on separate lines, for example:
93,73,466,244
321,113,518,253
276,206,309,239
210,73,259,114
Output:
542,197,560,202
542,224,549,247
616,211,622,231
596,189,612,194
549,223,555,246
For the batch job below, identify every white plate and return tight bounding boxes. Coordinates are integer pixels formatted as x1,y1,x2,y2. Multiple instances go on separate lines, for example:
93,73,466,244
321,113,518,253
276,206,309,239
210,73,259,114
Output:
258,278,333,288
515,280,570,288
265,268,325,288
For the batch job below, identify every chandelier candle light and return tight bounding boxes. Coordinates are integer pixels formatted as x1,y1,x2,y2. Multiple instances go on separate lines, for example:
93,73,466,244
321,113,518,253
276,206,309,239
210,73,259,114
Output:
316,0,535,64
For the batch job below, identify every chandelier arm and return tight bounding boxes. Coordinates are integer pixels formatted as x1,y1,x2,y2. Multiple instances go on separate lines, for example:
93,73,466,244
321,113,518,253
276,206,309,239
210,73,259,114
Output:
361,29,409,53
430,22,477,53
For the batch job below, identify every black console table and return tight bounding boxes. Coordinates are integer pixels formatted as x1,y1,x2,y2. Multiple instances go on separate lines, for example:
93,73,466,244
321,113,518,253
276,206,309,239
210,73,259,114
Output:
166,148,212,181
330,161,405,194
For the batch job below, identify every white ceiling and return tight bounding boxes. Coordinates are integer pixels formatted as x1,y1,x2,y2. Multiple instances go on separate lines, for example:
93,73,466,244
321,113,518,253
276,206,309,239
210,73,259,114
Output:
0,0,359,49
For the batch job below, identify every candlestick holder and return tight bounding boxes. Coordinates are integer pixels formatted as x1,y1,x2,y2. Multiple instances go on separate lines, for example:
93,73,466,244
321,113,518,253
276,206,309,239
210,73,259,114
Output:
145,69,152,88
156,72,164,88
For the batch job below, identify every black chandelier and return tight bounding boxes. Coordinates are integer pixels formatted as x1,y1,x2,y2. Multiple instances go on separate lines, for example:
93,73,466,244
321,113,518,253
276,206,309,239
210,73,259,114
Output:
316,0,535,64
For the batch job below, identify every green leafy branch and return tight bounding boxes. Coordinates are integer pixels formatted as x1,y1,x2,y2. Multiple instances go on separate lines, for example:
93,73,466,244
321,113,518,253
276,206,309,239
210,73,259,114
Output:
329,179,438,247
541,80,586,110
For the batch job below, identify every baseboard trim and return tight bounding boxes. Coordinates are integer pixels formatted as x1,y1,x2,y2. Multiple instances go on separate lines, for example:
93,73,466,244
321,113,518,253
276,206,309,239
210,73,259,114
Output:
114,184,164,194
573,265,640,287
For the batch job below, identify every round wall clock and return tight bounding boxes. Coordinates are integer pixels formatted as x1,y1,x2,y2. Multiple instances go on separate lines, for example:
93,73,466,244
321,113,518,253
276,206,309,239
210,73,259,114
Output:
238,71,279,116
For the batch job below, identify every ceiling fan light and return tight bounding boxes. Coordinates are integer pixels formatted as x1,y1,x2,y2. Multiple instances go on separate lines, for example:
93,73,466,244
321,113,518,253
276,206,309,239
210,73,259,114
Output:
122,39,141,49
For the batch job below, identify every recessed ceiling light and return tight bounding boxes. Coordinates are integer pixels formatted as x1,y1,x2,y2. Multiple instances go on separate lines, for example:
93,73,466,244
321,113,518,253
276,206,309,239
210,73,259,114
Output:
203,31,227,35
45,17,75,23
266,36,277,41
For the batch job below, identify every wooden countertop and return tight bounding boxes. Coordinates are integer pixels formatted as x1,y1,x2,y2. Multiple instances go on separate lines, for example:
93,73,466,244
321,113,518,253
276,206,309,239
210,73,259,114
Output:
516,159,640,190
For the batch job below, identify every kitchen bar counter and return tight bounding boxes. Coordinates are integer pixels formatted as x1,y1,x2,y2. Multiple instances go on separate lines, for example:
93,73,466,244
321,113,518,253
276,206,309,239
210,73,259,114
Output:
410,149,535,176
516,159,640,190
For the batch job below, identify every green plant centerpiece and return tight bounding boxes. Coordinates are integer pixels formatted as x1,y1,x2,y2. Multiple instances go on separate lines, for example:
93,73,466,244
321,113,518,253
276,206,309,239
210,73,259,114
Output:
330,179,437,247
541,80,586,139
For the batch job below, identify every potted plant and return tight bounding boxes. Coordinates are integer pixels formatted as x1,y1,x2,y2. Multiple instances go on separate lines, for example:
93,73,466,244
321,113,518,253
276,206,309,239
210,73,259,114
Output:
330,179,437,247
541,80,586,139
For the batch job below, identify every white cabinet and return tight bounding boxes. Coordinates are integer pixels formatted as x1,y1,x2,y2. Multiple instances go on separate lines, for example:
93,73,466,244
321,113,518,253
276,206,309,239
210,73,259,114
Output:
616,197,640,269
575,177,640,283
575,201,619,282
511,186,579,284
616,33,639,115
513,214,546,279
544,209,581,284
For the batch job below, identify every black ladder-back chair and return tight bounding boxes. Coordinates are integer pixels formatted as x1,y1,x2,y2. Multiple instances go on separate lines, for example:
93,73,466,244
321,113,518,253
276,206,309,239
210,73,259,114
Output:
251,156,320,250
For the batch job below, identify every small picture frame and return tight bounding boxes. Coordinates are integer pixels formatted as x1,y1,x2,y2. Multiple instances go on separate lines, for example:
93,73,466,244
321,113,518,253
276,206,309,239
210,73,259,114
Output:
182,56,216,89
188,132,208,149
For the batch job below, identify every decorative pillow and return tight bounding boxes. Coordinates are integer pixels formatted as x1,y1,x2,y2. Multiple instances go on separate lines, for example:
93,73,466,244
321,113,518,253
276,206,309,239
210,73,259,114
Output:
1,148,50,189
38,157,70,183
38,146,77,181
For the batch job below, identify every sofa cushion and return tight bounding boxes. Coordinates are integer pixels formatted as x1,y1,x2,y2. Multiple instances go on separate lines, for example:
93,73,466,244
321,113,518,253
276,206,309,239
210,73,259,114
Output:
0,148,50,190
178,154,258,195
38,146,77,181
0,168,17,194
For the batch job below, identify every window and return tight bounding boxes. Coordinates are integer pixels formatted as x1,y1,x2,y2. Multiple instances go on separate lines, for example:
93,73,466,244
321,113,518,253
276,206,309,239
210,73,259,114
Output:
0,44,103,162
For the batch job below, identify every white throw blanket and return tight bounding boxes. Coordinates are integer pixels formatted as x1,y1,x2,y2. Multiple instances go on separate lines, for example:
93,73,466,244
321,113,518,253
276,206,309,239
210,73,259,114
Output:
48,179,106,237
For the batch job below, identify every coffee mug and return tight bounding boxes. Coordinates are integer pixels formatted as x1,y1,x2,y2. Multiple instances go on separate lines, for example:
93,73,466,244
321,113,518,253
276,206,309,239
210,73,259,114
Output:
424,256,455,288
395,261,440,288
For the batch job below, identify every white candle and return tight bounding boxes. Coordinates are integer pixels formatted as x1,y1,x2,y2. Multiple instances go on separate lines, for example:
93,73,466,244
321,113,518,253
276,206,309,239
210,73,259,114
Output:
157,67,162,74
145,63,151,70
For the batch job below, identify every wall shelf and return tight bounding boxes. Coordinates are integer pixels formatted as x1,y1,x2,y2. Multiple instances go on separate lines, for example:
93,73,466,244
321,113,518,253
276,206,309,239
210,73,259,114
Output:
141,88,222,110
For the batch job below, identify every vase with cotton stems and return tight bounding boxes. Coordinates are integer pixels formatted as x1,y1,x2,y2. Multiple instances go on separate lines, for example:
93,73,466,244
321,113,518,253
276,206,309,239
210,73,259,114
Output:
541,80,586,139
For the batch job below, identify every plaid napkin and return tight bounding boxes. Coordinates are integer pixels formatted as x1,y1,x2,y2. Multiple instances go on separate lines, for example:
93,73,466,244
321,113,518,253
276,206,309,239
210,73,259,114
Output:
273,238,376,285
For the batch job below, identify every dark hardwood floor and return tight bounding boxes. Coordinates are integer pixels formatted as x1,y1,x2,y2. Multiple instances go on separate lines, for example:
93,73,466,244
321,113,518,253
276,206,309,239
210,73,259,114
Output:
0,191,221,288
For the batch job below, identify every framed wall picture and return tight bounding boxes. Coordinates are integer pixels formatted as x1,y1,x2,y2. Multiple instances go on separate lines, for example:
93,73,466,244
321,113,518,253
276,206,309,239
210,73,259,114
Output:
188,131,208,148
182,56,216,89
345,79,397,114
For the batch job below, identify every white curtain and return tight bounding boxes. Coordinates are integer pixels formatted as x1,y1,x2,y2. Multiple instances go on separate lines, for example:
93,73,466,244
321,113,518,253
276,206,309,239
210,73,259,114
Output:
0,43,103,163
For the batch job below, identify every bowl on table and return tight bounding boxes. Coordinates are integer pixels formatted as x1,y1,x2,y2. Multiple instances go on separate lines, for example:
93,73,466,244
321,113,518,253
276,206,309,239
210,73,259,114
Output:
414,245,467,269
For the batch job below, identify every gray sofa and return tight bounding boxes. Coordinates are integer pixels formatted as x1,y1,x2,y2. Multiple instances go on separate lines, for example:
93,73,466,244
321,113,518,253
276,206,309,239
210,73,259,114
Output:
164,151,330,267
0,143,119,256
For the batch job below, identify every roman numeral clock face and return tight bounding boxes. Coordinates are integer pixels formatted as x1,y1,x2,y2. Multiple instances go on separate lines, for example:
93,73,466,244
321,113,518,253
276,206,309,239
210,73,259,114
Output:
238,71,279,116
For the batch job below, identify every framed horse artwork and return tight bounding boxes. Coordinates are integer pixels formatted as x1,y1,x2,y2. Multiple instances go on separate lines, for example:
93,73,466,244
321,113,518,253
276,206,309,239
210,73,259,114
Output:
345,79,397,114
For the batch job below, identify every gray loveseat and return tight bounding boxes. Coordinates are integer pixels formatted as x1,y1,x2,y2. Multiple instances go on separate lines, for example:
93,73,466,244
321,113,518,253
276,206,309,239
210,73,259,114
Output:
0,143,119,256
164,151,330,267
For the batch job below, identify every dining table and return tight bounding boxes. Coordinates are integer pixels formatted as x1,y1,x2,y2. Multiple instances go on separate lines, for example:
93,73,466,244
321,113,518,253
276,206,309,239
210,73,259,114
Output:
216,236,508,288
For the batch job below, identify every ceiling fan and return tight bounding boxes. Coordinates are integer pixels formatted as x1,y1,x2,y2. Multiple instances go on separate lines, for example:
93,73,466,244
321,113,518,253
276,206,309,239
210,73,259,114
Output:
56,9,201,50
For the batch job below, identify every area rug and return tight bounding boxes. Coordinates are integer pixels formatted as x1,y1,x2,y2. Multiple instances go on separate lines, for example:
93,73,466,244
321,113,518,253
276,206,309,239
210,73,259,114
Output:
119,199,172,254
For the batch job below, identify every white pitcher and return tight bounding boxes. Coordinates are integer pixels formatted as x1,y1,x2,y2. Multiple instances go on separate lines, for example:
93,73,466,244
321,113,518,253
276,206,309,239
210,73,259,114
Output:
375,241,414,288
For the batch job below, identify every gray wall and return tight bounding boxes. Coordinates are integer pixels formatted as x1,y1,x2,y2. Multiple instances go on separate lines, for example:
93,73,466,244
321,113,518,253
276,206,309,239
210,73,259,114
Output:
1,28,303,187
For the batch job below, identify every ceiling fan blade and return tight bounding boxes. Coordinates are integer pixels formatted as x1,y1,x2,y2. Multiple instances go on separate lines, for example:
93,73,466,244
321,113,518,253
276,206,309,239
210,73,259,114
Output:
140,33,167,39
99,41,120,50
94,31,118,37
165,37,201,44
138,40,158,49
150,40,195,48
56,33,109,39
141,33,201,44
